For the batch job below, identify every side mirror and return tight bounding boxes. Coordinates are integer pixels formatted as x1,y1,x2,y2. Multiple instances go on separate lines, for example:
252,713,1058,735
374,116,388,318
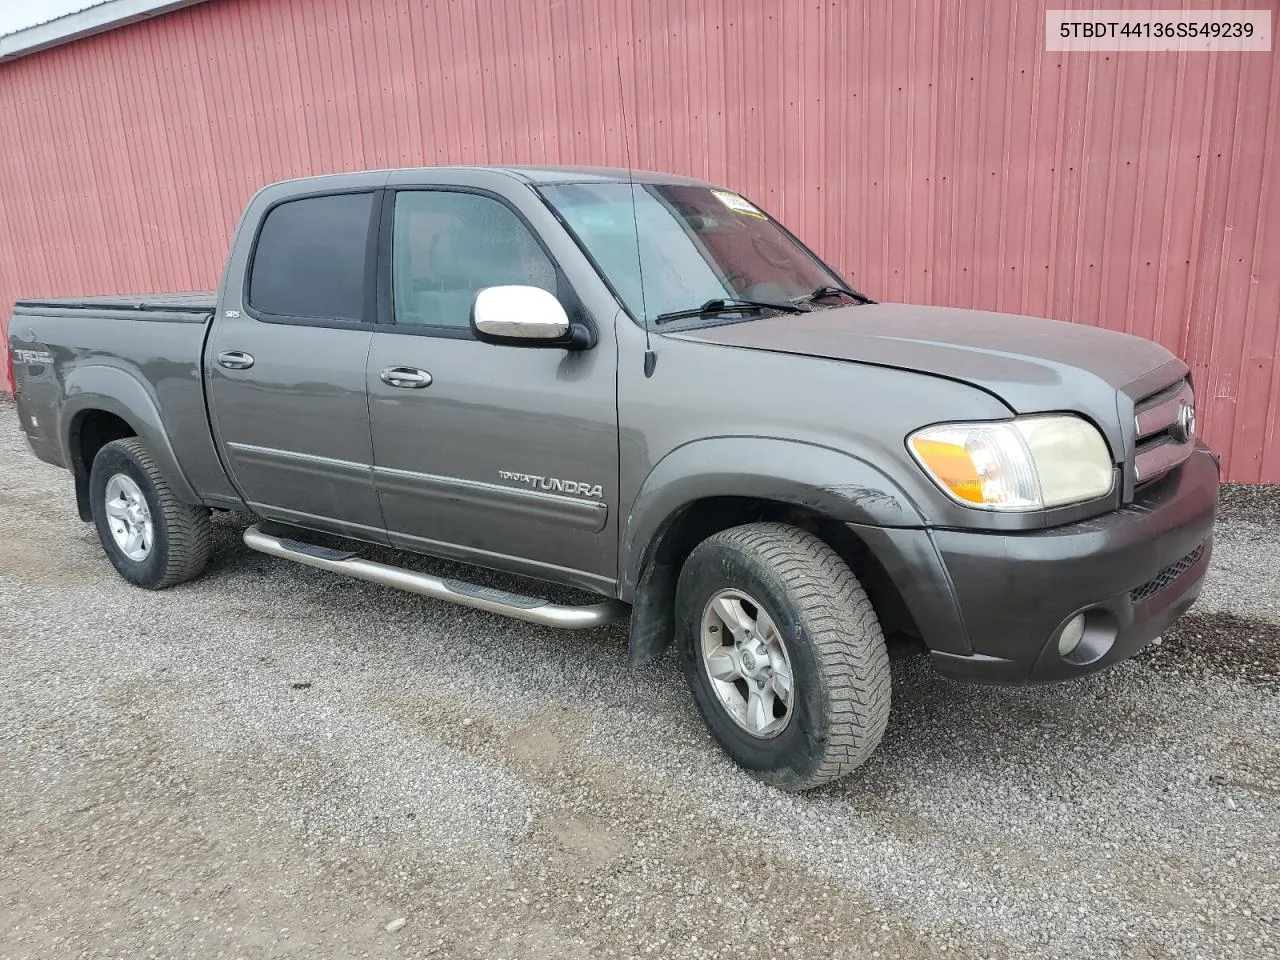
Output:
471,285,591,349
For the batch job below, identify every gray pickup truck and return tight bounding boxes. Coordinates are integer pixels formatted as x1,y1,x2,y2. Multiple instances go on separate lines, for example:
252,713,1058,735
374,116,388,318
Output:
9,165,1218,790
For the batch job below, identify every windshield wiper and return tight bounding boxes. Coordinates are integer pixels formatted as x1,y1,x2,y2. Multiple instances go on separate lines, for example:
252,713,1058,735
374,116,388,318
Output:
653,297,805,326
793,285,875,306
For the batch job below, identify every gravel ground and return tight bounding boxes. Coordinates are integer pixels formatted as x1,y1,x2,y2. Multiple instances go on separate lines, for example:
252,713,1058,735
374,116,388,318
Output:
1,394,1277,960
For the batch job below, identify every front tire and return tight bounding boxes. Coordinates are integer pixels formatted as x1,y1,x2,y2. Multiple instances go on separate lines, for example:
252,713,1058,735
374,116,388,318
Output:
675,522,891,791
89,437,213,589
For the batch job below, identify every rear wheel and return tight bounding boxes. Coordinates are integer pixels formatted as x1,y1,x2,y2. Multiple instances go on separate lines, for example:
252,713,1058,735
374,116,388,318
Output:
89,437,212,589
675,522,891,791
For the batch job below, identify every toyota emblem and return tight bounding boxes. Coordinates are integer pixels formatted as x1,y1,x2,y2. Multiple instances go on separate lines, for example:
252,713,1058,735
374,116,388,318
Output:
1172,401,1196,443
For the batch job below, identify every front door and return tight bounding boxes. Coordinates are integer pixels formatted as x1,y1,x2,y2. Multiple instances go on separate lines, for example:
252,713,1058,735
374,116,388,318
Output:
365,187,619,592
207,189,387,542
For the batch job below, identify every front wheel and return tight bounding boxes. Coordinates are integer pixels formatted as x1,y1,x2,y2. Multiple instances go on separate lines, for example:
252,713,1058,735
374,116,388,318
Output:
675,522,891,791
89,437,213,589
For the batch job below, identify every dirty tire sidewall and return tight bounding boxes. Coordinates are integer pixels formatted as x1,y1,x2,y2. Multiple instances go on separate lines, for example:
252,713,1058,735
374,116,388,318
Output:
89,438,212,589
676,523,891,792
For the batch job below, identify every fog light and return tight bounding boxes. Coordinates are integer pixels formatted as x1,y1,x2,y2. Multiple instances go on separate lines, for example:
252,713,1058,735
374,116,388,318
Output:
1058,614,1086,657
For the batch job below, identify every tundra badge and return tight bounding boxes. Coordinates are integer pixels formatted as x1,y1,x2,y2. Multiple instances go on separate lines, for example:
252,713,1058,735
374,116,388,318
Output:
499,470,604,498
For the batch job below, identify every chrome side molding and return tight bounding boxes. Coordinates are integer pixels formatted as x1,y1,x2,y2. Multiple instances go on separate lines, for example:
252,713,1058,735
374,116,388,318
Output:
242,523,628,629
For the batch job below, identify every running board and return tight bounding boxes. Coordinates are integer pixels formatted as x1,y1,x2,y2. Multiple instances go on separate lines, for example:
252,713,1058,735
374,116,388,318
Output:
242,523,627,629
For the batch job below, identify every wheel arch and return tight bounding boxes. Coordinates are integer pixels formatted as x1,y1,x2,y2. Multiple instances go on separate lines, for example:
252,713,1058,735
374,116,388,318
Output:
621,438,926,664
61,366,199,521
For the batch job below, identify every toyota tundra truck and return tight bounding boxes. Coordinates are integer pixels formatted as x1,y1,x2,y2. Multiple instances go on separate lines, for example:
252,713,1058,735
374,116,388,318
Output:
8,166,1218,790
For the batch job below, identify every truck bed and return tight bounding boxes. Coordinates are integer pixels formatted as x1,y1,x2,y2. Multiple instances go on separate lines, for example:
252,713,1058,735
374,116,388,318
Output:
9,290,228,503
13,290,216,320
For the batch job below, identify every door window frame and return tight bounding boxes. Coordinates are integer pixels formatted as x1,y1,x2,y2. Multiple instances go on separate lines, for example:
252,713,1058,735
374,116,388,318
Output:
243,187,384,330
375,185,593,341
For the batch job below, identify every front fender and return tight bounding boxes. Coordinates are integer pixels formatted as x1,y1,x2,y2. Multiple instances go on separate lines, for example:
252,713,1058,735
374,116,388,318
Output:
61,365,200,505
618,436,924,600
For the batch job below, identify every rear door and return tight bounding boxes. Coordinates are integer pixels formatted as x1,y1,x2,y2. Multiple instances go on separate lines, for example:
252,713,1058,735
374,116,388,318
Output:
365,183,619,592
207,185,388,542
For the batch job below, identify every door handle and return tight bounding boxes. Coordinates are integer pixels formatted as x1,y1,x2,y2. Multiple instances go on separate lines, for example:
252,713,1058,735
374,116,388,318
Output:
380,366,433,389
217,350,255,370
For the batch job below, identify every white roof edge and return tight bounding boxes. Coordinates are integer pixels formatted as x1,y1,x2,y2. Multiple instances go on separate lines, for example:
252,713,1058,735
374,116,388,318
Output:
0,0,211,64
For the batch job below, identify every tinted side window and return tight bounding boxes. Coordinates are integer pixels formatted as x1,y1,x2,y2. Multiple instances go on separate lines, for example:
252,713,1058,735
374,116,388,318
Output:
392,191,556,328
249,192,374,321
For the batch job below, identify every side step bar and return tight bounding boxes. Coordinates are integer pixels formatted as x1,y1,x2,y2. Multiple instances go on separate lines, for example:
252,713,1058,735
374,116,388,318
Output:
242,523,628,629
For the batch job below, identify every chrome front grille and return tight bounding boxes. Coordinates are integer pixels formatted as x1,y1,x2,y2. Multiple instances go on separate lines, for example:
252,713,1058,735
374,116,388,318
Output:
1133,378,1195,484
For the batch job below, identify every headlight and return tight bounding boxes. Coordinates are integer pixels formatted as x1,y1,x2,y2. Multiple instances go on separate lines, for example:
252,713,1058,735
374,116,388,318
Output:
908,415,1114,511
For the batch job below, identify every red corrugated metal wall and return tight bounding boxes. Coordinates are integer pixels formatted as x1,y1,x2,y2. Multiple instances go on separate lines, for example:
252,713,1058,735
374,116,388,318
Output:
1,0,1277,480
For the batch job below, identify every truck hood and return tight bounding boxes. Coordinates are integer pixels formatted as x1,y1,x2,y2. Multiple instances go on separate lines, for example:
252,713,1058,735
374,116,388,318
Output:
672,302,1190,462
672,303,1184,401
671,302,1188,456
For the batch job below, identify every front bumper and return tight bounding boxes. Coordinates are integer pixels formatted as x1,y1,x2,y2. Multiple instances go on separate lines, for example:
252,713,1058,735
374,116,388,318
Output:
852,444,1219,685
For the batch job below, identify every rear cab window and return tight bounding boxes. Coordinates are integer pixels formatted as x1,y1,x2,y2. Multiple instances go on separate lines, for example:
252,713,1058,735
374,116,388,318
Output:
247,191,376,322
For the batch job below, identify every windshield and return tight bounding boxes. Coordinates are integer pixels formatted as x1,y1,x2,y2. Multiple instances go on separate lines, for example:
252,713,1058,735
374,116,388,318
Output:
539,182,846,325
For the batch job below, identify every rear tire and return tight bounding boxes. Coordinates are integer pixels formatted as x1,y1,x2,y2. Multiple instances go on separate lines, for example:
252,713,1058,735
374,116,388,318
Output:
89,437,213,589
675,522,891,791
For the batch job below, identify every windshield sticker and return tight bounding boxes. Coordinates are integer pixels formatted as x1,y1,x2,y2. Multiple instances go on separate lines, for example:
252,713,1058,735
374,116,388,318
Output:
711,189,768,219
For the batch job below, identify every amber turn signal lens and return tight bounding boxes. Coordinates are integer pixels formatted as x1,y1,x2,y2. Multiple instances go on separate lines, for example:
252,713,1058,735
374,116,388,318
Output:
907,437,985,503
